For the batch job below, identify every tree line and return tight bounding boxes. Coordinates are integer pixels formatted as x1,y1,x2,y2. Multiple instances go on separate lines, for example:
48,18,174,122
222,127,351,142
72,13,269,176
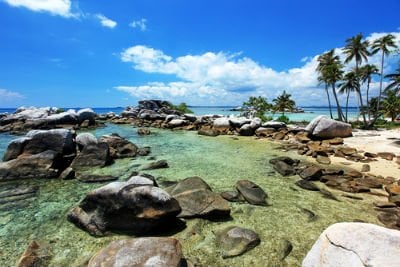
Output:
317,33,399,128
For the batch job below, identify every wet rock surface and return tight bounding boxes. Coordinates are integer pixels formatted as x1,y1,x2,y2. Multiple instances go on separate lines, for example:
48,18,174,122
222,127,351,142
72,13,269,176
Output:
215,226,261,258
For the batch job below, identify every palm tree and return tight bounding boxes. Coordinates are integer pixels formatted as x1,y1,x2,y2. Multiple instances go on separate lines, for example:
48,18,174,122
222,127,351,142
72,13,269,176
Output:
324,62,345,121
360,64,379,120
371,34,398,112
273,90,296,116
382,89,400,121
342,33,370,126
385,65,400,94
316,50,337,119
316,49,345,121
338,71,359,122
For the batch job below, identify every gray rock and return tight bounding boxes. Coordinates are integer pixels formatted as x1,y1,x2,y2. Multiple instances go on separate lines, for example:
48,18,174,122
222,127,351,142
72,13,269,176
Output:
71,142,112,169
77,108,96,124
236,180,268,206
68,182,181,236
2,137,30,161
183,113,197,122
213,117,231,129
305,115,352,139
139,160,169,170
216,226,261,258
60,167,75,180
137,128,151,135
166,176,230,218
273,161,296,176
22,129,75,156
262,121,286,129
77,174,117,183
0,150,59,180
88,237,184,267
255,127,276,137
302,222,400,267
75,133,97,150
239,124,255,136
45,110,78,125
169,119,186,127
229,117,251,128
299,166,323,181
198,129,219,136
295,180,320,191
99,134,138,158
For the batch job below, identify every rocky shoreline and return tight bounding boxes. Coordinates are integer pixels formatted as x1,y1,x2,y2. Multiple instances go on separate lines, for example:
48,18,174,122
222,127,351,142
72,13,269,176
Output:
1,100,400,266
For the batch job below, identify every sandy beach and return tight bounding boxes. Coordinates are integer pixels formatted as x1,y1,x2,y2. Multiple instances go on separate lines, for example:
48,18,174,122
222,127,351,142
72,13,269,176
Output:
330,128,400,178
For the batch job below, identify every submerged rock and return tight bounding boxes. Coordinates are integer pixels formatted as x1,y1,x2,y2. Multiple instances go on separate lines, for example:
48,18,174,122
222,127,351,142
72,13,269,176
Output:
295,180,320,191
166,176,230,218
236,180,268,206
16,240,51,267
88,237,185,267
68,179,181,236
215,226,261,258
139,159,169,170
302,222,400,267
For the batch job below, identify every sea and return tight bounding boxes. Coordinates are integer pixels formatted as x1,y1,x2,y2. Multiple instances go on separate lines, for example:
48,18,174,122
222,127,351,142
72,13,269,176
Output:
0,106,360,122
0,106,379,267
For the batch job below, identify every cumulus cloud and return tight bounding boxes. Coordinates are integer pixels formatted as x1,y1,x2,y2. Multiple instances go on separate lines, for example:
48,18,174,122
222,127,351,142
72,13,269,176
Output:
3,0,76,17
95,14,117,28
129,18,147,31
0,88,24,102
117,31,400,106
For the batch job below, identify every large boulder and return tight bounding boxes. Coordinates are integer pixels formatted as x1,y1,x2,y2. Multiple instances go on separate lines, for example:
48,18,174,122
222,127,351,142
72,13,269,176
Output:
75,132,98,150
0,150,60,180
138,100,171,111
45,110,78,125
213,117,231,131
166,176,231,218
68,177,181,236
88,237,185,267
3,129,76,162
71,142,112,168
305,115,352,139
77,108,96,125
302,222,400,267
99,134,138,158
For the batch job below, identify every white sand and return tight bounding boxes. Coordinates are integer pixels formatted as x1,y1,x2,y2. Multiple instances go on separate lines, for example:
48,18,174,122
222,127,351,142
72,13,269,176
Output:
330,128,400,178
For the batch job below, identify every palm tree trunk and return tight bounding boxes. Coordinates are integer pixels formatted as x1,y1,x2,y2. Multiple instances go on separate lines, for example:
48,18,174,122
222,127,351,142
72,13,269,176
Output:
331,83,344,121
377,52,385,113
366,78,371,121
325,84,333,119
345,90,350,122
358,89,367,127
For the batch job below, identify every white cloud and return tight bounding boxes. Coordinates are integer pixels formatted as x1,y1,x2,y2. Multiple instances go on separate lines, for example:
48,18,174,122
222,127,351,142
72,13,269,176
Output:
3,0,76,17
0,88,24,102
117,31,400,106
129,18,147,31
95,14,117,29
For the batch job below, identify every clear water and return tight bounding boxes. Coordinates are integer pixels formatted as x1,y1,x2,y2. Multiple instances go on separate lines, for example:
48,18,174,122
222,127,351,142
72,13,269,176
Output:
0,124,382,267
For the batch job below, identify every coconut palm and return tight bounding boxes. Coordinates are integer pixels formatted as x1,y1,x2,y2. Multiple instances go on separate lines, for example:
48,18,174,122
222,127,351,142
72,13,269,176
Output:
342,33,370,126
316,49,345,121
384,65,400,94
371,34,398,111
324,62,345,121
382,89,400,121
273,90,296,116
338,71,359,122
316,50,338,119
360,64,379,120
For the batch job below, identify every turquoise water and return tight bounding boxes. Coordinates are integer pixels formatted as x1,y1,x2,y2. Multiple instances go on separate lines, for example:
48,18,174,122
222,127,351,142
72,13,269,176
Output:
0,124,382,266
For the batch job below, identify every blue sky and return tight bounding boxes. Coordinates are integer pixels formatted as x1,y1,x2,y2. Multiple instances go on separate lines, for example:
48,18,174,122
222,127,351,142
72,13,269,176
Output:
0,0,399,107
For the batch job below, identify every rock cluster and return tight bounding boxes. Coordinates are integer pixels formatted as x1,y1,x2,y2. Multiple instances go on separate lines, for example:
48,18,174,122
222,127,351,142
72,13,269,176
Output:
0,130,146,181
0,107,99,133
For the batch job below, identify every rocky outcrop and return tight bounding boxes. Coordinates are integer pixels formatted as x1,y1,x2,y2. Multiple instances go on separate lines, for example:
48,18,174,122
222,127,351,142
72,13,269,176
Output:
165,176,230,218
75,132,98,150
305,115,352,139
0,107,99,133
215,226,260,258
68,175,181,236
302,222,400,267
71,142,112,169
88,237,186,267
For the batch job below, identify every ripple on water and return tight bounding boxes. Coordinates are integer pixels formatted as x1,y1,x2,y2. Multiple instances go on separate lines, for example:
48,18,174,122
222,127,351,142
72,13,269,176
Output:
0,124,382,266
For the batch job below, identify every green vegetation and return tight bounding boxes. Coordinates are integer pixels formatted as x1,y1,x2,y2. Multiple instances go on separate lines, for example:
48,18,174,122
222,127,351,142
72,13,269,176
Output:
315,33,398,129
242,96,272,121
273,90,296,116
170,102,193,114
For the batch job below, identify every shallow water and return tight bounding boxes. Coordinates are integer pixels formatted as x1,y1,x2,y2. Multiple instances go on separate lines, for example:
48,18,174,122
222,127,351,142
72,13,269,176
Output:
0,124,382,266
